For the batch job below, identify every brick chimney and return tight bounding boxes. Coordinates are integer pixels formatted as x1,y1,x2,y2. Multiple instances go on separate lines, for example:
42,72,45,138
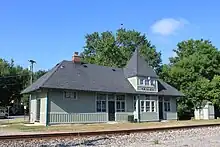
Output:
72,52,81,63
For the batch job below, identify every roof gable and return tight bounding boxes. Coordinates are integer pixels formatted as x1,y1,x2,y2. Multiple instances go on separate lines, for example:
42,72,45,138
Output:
21,61,63,94
124,49,158,78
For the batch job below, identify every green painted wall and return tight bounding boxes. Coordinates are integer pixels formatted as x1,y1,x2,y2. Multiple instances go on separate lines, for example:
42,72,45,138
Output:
164,97,177,120
47,90,108,124
48,90,97,113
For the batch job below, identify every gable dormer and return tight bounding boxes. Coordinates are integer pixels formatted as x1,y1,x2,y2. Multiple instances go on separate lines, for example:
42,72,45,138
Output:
124,48,158,92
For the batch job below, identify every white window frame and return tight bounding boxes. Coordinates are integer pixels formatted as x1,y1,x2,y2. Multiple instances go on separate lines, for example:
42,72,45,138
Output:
137,78,158,92
139,78,145,85
140,99,156,112
63,91,78,100
138,77,156,86
133,96,137,111
96,93,107,112
164,100,171,112
116,95,125,112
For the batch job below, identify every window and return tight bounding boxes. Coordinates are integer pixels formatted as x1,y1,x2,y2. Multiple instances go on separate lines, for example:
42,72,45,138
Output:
141,101,145,112
151,101,155,112
137,78,157,92
96,94,106,112
145,101,150,112
133,96,136,111
139,78,156,86
164,101,171,112
145,79,150,86
116,95,125,112
64,91,77,100
152,80,156,86
140,97,156,112
140,79,144,85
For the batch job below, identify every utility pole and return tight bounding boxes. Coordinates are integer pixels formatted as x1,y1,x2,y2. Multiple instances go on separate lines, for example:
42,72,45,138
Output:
28,59,36,84
28,59,36,122
120,23,123,29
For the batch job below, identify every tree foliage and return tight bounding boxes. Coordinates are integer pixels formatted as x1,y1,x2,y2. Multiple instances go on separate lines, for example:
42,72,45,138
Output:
34,70,47,82
0,59,30,107
0,58,47,109
160,39,220,118
81,28,162,71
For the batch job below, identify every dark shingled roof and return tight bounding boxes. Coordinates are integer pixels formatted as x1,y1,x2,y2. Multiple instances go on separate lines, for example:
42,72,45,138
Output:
22,50,184,97
124,49,158,78
157,79,184,97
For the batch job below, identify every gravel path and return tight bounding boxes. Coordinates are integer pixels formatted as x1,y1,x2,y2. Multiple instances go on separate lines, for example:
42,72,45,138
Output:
1,126,220,147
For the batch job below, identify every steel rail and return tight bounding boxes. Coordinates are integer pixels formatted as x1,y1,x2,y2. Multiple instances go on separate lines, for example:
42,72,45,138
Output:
1,123,220,141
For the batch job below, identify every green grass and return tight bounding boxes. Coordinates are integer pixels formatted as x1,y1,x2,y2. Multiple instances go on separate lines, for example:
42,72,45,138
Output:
1,118,220,133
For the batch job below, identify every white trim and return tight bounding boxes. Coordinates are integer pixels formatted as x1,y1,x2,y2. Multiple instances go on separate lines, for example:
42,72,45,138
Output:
164,100,171,112
114,94,117,119
137,77,158,92
140,100,156,112
133,95,136,111
95,93,107,112
106,94,109,120
115,94,126,112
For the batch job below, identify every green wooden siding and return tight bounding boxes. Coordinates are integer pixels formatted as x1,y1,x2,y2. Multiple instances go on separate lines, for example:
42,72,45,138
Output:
140,112,159,121
115,112,133,121
48,112,108,124
165,112,177,120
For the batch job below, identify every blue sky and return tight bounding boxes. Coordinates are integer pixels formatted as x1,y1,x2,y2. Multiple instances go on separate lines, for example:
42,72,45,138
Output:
0,0,220,71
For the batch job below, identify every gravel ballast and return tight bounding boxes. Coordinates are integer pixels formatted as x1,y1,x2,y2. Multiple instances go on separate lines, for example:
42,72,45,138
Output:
1,126,220,147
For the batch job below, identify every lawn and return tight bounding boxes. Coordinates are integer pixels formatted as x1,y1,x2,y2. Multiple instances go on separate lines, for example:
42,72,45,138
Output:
1,118,220,133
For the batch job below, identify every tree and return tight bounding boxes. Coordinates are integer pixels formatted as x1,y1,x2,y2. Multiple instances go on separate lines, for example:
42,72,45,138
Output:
0,59,30,107
81,28,162,71
160,39,220,119
207,75,220,106
34,70,47,82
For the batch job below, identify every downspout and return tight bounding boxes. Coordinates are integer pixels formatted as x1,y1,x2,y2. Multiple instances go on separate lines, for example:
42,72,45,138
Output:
29,94,31,123
137,95,141,123
45,92,49,126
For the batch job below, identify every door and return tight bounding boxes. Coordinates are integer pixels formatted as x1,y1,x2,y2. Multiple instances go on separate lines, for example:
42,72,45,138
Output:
36,99,41,122
108,101,115,121
159,101,163,120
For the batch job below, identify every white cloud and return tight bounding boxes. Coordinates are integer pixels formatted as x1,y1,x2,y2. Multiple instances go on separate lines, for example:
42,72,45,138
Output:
151,18,189,36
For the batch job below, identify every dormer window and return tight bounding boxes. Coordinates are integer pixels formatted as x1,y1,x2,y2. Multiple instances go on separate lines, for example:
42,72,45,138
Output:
140,79,144,85
137,77,158,92
138,77,153,86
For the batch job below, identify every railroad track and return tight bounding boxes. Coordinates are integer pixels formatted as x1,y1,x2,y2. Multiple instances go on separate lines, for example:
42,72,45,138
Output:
1,123,220,141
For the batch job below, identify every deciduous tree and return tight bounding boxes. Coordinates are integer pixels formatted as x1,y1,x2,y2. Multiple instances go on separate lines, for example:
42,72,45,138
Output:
81,28,162,71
